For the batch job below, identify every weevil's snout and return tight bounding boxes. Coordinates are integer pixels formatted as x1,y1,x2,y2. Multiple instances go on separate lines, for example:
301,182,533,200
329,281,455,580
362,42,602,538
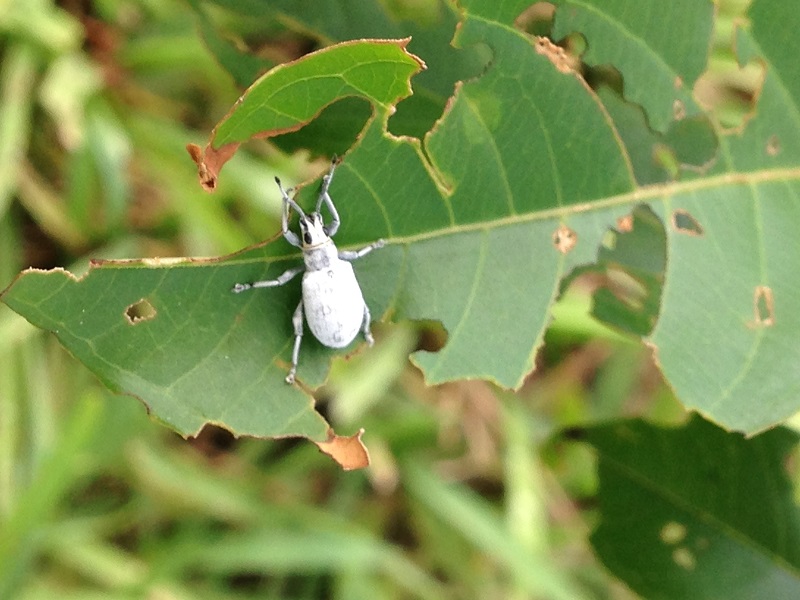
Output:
299,212,330,247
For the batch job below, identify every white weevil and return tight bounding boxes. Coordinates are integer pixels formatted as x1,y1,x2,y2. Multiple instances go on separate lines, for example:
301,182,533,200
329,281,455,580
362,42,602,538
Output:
232,160,385,384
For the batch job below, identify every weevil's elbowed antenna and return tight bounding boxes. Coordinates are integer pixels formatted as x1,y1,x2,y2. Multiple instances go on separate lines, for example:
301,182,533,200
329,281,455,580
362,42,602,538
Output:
315,158,340,237
275,176,305,249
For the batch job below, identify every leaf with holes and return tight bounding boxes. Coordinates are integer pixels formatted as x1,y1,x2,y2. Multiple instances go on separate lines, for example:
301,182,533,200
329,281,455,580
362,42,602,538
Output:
551,0,714,132
575,417,800,599
3,0,800,465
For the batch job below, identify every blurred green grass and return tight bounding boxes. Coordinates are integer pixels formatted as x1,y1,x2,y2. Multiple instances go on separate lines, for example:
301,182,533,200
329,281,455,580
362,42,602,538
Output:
0,1,751,598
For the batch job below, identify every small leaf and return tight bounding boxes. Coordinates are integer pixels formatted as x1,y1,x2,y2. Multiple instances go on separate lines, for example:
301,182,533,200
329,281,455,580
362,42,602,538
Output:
186,39,424,190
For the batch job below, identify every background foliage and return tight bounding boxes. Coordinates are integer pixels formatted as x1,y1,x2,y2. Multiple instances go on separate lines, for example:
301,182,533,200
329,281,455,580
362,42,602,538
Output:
1,0,799,598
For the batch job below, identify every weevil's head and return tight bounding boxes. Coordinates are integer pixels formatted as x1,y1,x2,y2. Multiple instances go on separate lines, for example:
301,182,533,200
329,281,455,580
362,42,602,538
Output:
298,212,331,248
280,185,331,249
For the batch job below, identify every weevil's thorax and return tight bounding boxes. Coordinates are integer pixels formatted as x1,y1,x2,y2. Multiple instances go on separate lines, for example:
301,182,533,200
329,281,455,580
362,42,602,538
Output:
299,212,338,271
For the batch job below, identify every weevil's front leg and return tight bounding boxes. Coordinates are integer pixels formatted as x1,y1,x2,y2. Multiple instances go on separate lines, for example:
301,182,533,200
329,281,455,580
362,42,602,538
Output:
232,266,303,293
285,299,304,384
361,304,374,346
338,239,386,261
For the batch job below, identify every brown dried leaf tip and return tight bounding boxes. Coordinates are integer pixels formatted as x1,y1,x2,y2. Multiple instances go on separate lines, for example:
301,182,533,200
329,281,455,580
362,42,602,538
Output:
672,209,704,236
186,142,239,192
125,298,157,324
753,285,775,327
315,428,370,471
552,224,577,254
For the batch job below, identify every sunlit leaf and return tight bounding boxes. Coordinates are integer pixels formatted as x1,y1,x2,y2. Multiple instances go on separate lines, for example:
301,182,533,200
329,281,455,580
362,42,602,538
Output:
4,0,800,461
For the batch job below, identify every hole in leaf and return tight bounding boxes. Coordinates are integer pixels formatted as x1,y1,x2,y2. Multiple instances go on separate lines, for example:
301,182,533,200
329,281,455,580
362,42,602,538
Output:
652,143,680,180
672,210,704,236
189,424,238,457
414,320,448,353
753,285,775,327
766,134,781,156
515,2,555,36
125,298,157,324
559,31,587,60
585,65,623,96
275,97,372,158
660,521,687,545
605,267,647,311
594,84,717,185
694,56,764,131
552,224,577,254
673,99,686,120
388,12,492,140
591,205,666,336
672,547,696,571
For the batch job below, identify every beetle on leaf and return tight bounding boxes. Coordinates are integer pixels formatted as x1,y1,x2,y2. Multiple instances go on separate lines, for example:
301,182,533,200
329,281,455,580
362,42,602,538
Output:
233,159,385,384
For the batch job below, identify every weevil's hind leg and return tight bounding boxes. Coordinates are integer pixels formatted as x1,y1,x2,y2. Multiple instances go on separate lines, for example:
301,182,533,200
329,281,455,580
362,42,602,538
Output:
361,304,374,346
285,300,304,384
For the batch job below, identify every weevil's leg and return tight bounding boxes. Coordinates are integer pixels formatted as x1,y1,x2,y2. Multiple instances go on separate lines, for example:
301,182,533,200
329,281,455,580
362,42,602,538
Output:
232,266,303,293
361,303,375,346
275,176,303,248
285,299,304,384
339,239,386,261
317,160,340,237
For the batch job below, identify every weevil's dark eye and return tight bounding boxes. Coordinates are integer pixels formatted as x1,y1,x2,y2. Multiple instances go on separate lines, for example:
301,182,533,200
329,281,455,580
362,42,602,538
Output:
303,233,313,245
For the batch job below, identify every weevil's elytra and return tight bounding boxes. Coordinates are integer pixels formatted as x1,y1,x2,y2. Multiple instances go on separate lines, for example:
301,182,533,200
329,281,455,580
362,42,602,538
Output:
232,159,386,384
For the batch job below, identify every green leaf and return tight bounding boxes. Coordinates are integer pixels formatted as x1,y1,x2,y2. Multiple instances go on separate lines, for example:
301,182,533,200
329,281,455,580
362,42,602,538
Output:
212,39,422,147
189,0,489,141
187,39,425,189
2,265,330,439
648,0,800,433
4,1,800,457
551,0,714,132
579,416,800,599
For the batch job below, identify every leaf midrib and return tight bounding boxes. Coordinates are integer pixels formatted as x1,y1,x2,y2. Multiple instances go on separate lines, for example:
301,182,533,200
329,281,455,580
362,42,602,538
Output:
227,166,800,263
